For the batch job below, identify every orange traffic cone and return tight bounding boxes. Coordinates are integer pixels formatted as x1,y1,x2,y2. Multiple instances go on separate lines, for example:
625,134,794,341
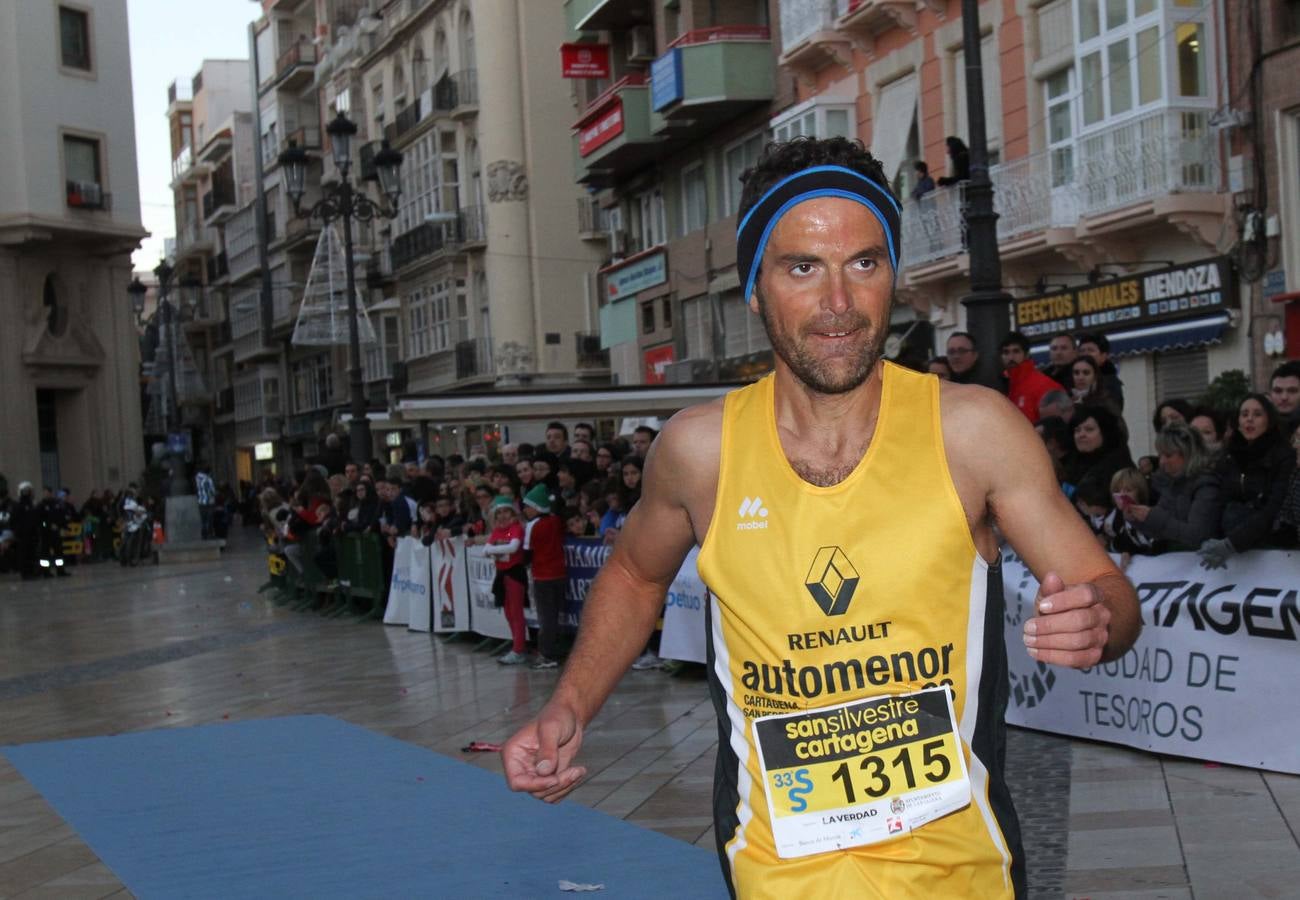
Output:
152,522,166,545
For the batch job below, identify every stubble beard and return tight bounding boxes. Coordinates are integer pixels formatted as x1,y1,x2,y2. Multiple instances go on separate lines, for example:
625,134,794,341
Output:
757,289,892,395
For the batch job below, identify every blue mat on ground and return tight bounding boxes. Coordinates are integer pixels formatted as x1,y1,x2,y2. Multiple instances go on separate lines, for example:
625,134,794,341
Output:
2,715,726,899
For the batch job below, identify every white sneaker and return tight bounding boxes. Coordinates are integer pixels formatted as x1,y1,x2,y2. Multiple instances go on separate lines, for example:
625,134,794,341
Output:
530,657,559,670
497,651,528,665
631,651,661,671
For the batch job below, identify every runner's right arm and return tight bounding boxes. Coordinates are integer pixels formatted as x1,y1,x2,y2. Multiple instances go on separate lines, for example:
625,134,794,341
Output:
501,403,716,802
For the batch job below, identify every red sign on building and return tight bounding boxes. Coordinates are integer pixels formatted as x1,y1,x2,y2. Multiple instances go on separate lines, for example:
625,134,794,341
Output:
643,345,676,385
578,102,624,156
561,43,611,78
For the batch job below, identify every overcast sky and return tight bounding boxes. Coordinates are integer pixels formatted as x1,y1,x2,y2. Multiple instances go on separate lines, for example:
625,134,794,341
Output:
128,0,256,271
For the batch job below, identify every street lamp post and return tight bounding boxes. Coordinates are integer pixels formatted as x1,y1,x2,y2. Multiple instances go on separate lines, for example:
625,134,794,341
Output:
128,261,197,497
279,112,404,465
958,0,1013,388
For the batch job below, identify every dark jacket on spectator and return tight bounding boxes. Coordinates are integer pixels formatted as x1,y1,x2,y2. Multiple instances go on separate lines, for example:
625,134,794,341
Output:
1216,431,1296,550
1098,361,1125,411
1040,363,1073,390
1064,447,1132,497
1137,470,1222,551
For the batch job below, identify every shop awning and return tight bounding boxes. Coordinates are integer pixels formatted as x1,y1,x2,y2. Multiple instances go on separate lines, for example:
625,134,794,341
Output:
1031,313,1231,362
394,382,741,425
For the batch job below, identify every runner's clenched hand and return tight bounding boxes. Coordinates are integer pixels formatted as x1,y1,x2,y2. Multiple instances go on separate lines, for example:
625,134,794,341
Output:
501,700,587,803
1022,572,1111,668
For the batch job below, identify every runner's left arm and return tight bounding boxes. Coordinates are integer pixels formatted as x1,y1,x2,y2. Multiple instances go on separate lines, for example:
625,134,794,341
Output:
975,392,1140,666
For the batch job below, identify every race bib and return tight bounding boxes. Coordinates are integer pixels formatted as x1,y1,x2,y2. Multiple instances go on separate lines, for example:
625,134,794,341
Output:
752,686,971,859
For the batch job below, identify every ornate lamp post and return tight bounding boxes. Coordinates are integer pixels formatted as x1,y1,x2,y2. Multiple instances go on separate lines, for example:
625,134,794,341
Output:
279,111,404,464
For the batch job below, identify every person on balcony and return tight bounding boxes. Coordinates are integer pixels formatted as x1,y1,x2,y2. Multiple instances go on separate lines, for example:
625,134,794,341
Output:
936,136,970,186
911,161,935,200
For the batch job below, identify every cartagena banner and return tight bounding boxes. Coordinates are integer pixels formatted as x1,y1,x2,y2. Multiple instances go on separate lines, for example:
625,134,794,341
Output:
466,543,512,641
561,538,612,633
431,538,470,634
1002,548,1299,774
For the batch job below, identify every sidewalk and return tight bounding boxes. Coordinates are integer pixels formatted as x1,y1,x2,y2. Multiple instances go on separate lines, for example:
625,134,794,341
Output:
1062,740,1300,899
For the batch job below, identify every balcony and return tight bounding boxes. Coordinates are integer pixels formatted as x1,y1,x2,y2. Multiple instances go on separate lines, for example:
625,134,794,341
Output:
390,221,459,271
835,0,917,38
167,78,193,108
451,69,477,118
285,126,321,151
778,0,850,79
575,331,610,370
459,205,486,246
65,181,110,211
274,40,317,91
171,144,206,184
202,182,237,226
393,96,423,142
226,201,262,282
205,252,230,284
176,220,215,261
564,0,653,36
652,27,774,129
899,108,1224,274
573,74,660,186
455,337,493,381
577,197,608,239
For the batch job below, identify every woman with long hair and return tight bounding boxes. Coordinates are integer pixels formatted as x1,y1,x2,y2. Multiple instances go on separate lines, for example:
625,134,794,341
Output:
1063,406,1133,498
1070,355,1121,414
1124,423,1221,551
1199,394,1297,566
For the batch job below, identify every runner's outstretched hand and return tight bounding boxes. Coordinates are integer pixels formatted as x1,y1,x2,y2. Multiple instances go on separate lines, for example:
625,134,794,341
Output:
1022,571,1111,669
501,700,587,803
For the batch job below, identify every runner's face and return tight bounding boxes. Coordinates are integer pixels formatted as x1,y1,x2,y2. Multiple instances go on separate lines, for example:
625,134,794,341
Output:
753,198,892,395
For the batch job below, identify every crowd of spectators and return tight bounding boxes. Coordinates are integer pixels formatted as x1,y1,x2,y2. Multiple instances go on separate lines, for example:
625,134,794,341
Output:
255,421,661,670
927,330,1300,567
0,477,232,578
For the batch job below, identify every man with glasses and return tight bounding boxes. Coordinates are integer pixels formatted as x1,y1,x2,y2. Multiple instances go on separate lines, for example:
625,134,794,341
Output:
945,331,982,386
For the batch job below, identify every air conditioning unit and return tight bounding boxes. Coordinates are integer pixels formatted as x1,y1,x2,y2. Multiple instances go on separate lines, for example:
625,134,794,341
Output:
627,25,656,63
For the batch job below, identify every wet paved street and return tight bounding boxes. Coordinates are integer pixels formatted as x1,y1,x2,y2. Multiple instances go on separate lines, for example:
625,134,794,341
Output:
0,532,1295,898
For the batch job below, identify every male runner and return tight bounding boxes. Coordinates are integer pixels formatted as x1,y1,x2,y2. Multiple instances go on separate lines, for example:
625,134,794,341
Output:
501,138,1140,898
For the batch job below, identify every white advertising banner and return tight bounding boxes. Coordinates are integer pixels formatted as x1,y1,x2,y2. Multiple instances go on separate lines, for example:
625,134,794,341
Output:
1002,548,1300,774
406,540,433,634
659,546,708,665
383,537,425,627
431,537,471,634
466,544,512,641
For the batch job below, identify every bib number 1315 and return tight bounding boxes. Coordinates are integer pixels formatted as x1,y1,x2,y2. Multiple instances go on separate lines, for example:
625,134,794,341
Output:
828,738,951,802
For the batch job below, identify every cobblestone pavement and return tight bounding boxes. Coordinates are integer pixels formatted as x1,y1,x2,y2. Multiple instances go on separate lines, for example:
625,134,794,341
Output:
1005,726,1073,899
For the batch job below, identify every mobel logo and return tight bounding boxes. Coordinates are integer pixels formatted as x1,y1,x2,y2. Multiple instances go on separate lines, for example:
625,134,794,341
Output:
804,546,860,616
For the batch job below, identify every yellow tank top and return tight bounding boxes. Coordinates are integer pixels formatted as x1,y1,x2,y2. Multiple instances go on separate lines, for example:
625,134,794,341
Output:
696,363,1024,899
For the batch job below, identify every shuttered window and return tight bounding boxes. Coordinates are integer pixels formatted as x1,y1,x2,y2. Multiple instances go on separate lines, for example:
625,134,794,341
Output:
1153,348,1208,403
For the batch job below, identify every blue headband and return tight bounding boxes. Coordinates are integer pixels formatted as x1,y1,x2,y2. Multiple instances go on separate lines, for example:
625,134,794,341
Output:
736,165,902,303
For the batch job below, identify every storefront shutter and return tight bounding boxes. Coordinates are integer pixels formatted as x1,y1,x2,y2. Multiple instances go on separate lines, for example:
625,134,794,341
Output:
1153,348,1209,403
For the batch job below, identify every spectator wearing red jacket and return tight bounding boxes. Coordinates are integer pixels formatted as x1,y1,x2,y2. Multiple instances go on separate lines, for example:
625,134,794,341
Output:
1001,331,1060,424
522,484,567,670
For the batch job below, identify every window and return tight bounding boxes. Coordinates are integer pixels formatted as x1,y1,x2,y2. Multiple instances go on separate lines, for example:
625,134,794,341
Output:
64,135,102,207
1045,69,1075,187
405,279,460,358
1076,0,1178,131
642,302,655,333
365,315,401,382
722,131,765,217
291,354,334,412
721,292,770,358
59,6,91,71
682,296,711,360
874,74,921,184
1175,22,1205,97
635,187,665,251
1136,26,1162,105
662,297,672,328
1080,51,1104,126
771,103,854,144
953,36,1000,159
1107,38,1132,117
681,163,707,235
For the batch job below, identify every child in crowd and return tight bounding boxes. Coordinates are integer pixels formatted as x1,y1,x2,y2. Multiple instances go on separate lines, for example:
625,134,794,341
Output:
522,484,567,670
1106,468,1159,559
483,497,528,665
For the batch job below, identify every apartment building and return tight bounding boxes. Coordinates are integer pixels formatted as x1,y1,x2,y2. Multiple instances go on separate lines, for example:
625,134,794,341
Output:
165,60,253,486
338,0,610,455
774,0,1243,454
566,0,784,386
1225,0,1300,377
0,0,147,496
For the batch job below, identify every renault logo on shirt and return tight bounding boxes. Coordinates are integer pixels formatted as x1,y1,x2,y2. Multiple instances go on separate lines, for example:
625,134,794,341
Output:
804,547,860,616
736,496,769,531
